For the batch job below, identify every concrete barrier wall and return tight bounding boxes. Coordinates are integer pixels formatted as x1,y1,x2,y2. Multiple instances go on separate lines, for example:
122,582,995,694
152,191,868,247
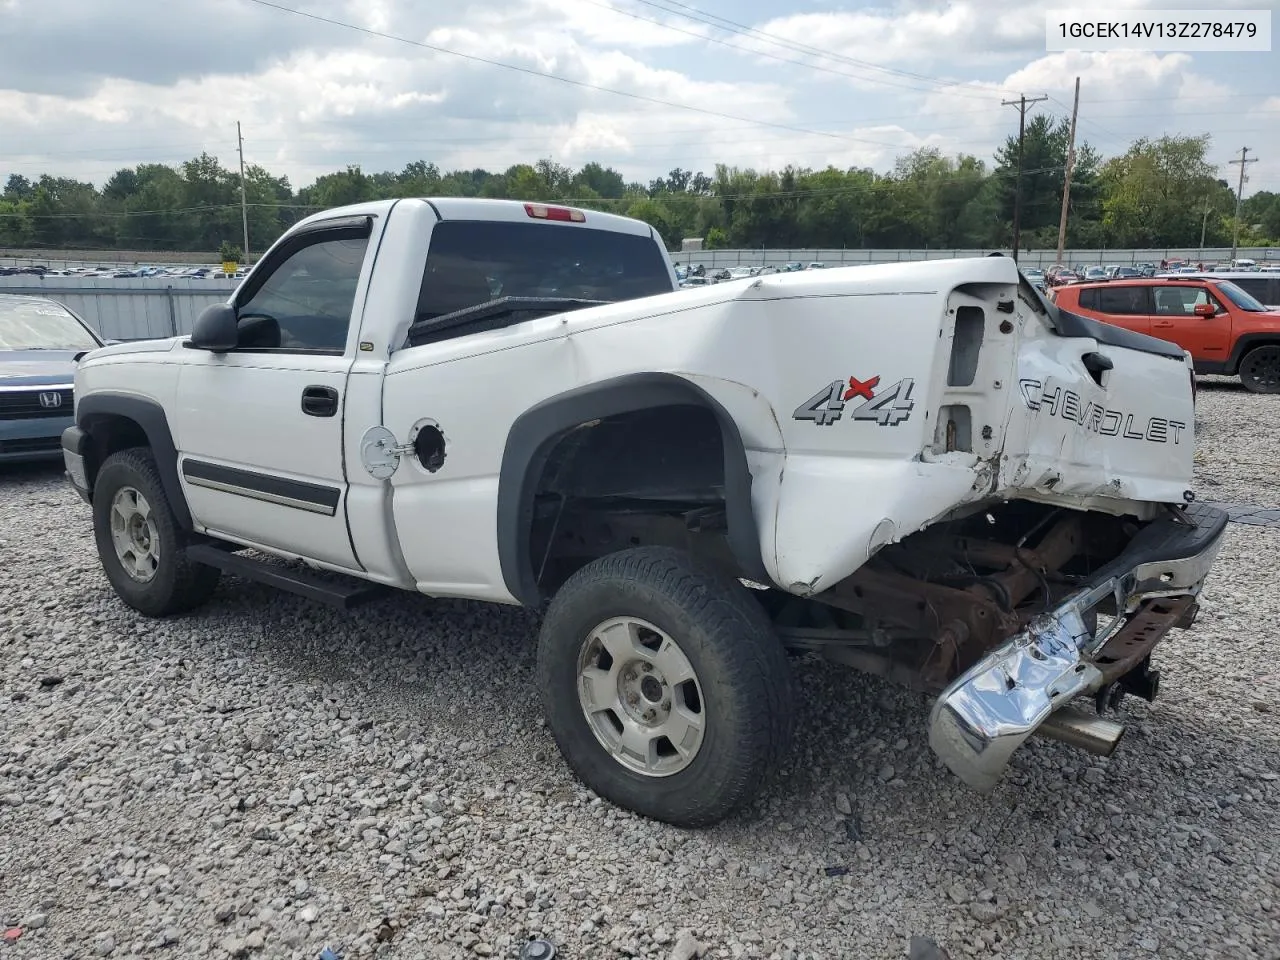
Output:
0,277,238,341
5,245,1277,341
674,247,1278,268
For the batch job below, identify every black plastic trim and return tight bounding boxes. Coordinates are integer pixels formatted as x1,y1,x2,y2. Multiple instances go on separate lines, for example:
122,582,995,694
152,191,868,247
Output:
60,425,92,502
1193,359,1229,375
496,373,770,607
75,393,192,529
233,215,374,310
407,296,607,346
181,459,341,516
60,425,89,457
301,385,340,418
186,544,385,609
1027,283,1186,361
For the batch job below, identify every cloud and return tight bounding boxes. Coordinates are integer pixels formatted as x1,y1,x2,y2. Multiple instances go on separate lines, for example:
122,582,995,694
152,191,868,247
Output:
0,0,1274,193
0,0,350,96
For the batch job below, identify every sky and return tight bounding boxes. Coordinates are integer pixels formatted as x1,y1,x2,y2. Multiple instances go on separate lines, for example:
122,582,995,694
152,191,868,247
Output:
1,0,1277,194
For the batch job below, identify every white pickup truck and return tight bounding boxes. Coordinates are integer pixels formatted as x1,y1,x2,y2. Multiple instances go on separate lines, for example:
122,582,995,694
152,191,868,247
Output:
62,198,1227,827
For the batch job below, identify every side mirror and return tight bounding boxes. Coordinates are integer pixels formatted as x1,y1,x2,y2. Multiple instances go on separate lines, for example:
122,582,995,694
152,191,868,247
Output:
1193,302,1216,318
190,302,239,351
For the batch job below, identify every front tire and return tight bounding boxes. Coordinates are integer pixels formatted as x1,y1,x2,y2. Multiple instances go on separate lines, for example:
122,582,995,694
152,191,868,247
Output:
537,547,794,827
92,447,221,617
1238,344,1280,394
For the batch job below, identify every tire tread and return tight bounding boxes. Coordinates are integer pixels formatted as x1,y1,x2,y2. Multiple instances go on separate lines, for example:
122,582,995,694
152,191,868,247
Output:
537,546,793,827
93,446,220,617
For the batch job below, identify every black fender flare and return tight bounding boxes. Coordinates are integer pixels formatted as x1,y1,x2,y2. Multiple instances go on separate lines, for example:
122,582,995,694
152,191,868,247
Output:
1226,333,1280,375
76,392,193,531
496,373,770,607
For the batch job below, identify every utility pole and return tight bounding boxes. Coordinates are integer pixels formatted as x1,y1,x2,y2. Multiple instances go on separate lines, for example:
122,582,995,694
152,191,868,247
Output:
237,121,250,263
1229,146,1257,265
1003,93,1049,263
1055,78,1080,266
1200,197,1211,255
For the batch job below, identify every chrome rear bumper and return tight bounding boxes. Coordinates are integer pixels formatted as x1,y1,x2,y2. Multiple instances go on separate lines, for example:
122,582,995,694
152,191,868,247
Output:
928,503,1228,791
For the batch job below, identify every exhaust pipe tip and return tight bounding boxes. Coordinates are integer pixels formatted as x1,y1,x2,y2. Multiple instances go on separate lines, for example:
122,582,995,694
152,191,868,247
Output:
1034,705,1126,757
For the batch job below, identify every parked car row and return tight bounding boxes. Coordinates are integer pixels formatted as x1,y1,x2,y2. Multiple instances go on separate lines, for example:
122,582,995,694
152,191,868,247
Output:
673,261,828,287
1,264,244,280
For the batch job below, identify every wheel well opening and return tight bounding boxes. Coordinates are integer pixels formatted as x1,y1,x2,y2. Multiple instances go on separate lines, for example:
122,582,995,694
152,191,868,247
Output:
527,403,740,596
82,414,149,487
1232,338,1280,376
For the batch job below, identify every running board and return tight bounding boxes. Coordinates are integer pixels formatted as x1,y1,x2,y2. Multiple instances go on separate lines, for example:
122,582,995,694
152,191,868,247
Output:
186,543,388,610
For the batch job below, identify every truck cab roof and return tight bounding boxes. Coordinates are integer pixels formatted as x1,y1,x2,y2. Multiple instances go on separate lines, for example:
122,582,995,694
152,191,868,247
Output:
289,197,657,239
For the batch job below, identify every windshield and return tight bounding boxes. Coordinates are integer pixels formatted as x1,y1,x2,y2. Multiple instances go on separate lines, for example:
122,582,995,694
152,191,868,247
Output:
415,220,673,323
0,298,100,350
1216,281,1268,312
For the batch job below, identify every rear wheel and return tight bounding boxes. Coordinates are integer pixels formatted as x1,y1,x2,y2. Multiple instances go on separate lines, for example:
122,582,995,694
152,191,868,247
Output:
93,447,221,617
1239,344,1280,394
537,546,794,827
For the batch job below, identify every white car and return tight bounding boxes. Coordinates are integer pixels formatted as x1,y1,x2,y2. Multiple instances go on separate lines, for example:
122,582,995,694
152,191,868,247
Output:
62,198,1226,826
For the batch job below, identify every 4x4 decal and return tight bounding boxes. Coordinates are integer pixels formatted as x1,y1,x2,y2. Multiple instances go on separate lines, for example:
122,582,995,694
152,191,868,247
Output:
793,375,916,427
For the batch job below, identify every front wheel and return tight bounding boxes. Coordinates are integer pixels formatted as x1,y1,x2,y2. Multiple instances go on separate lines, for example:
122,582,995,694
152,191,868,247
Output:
537,546,794,827
92,447,221,617
1239,344,1280,394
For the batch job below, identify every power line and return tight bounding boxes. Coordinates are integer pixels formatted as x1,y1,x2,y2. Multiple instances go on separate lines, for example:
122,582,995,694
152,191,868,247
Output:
232,0,912,150
1002,94,1049,262
630,0,1015,99
570,0,956,97
1229,146,1258,264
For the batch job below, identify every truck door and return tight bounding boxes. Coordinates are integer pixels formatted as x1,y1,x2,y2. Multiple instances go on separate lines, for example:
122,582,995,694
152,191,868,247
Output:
173,215,377,572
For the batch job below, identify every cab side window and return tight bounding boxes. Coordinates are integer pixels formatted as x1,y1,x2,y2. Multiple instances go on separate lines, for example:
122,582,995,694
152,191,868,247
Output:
1094,285,1150,315
235,235,370,354
1152,285,1222,317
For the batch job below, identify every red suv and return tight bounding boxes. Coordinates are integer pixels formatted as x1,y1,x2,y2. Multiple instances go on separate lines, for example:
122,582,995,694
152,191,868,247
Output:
1050,277,1280,393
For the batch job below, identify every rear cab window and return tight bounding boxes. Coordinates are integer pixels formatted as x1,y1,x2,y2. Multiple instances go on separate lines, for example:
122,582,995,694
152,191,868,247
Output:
409,220,674,345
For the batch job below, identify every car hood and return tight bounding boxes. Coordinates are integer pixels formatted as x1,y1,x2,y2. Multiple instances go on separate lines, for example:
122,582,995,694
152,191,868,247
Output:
0,350,81,386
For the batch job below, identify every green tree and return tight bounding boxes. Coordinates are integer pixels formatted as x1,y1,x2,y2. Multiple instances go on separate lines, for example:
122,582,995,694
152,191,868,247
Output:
992,116,1099,248
1098,135,1234,247
1241,190,1280,241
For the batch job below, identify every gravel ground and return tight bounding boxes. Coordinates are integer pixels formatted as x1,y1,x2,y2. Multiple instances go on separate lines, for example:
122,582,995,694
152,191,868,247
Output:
1,384,1278,960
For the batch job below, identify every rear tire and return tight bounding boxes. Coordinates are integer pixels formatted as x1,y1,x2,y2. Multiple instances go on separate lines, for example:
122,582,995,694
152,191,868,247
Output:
1238,344,1280,394
537,546,794,827
92,447,221,617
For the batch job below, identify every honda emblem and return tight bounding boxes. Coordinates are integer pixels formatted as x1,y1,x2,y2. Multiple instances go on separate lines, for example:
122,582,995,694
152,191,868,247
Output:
38,391,62,409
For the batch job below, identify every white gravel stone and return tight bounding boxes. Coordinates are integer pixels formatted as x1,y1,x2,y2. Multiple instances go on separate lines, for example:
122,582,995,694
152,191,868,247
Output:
1,387,1277,960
